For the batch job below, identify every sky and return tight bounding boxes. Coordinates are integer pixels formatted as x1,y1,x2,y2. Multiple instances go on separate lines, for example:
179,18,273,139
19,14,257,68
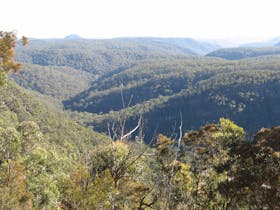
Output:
1,0,280,43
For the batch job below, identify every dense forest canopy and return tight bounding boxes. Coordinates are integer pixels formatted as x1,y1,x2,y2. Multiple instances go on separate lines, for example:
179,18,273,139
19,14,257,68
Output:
9,63,95,100
207,46,280,60
0,32,279,209
14,38,195,75
8,37,280,141
63,55,280,140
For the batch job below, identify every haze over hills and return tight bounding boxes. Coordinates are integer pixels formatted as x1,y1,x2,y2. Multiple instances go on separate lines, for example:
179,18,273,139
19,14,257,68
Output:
10,37,280,141
64,34,84,40
240,36,280,47
12,37,220,101
14,38,196,75
1,31,280,209
207,46,280,60
2,0,280,206
115,37,220,55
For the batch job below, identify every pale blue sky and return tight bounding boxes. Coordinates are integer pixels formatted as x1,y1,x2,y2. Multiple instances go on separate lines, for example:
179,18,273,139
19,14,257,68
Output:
1,0,280,42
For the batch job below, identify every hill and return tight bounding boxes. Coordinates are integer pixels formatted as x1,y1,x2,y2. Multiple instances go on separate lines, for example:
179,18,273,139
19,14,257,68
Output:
206,47,280,60
1,32,279,209
9,63,94,100
14,38,192,75
64,34,83,40
12,38,220,103
0,81,108,150
11,37,280,141
14,38,219,76
64,56,280,141
240,36,280,47
117,37,220,54
0,80,108,208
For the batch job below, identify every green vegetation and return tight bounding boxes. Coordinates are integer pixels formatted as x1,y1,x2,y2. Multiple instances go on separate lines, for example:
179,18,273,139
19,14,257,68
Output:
3,98,279,209
1,32,279,209
15,38,193,75
0,33,109,209
207,46,280,60
0,82,111,209
64,55,280,141
9,63,94,100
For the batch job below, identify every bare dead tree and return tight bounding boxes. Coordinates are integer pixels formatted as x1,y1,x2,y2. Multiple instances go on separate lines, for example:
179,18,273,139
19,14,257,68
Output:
106,82,143,142
119,83,134,139
167,112,183,209
120,116,142,141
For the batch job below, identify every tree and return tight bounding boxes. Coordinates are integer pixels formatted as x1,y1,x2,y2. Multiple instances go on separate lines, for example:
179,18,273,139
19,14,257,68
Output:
183,119,246,209
218,126,280,209
0,160,32,209
24,147,63,209
18,121,43,153
0,126,22,162
0,31,27,86
155,134,192,209
59,164,114,210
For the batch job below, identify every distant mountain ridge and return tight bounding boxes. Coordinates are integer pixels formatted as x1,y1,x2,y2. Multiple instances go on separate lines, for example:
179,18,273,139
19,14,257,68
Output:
64,34,83,40
12,36,280,141
116,37,220,54
206,47,280,60
240,36,280,47
14,37,221,78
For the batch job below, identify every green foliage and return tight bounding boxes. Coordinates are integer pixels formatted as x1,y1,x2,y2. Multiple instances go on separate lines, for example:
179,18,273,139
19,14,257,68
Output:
207,46,280,60
0,82,109,152
59,165,115,209
24,147,64,209
1,34,279,209
213,118,245,146
0,71,7,86
15,38,194,75
10,37,280,142
10,63,94,100
0,160,32,210
59,140,154,209
183,119,246,209
216,126,280,209
64,55,280,141
0,81,109,209
155,134,192,209
0,80,278,209
18,120,42,153
0,127,21,161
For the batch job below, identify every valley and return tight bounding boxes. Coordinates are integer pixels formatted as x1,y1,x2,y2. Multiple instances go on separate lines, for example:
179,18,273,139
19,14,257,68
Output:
11,38,280,141
0,33,279,209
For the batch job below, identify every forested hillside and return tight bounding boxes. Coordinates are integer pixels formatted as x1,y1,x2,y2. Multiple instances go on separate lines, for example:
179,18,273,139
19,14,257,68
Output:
64,55,280,141
12,38,219,103
1,31,279,209
14,38,206,75
0,82,111,209
207,47,280,60
9,37,280,142
9,63,94,100
1,84,279,209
